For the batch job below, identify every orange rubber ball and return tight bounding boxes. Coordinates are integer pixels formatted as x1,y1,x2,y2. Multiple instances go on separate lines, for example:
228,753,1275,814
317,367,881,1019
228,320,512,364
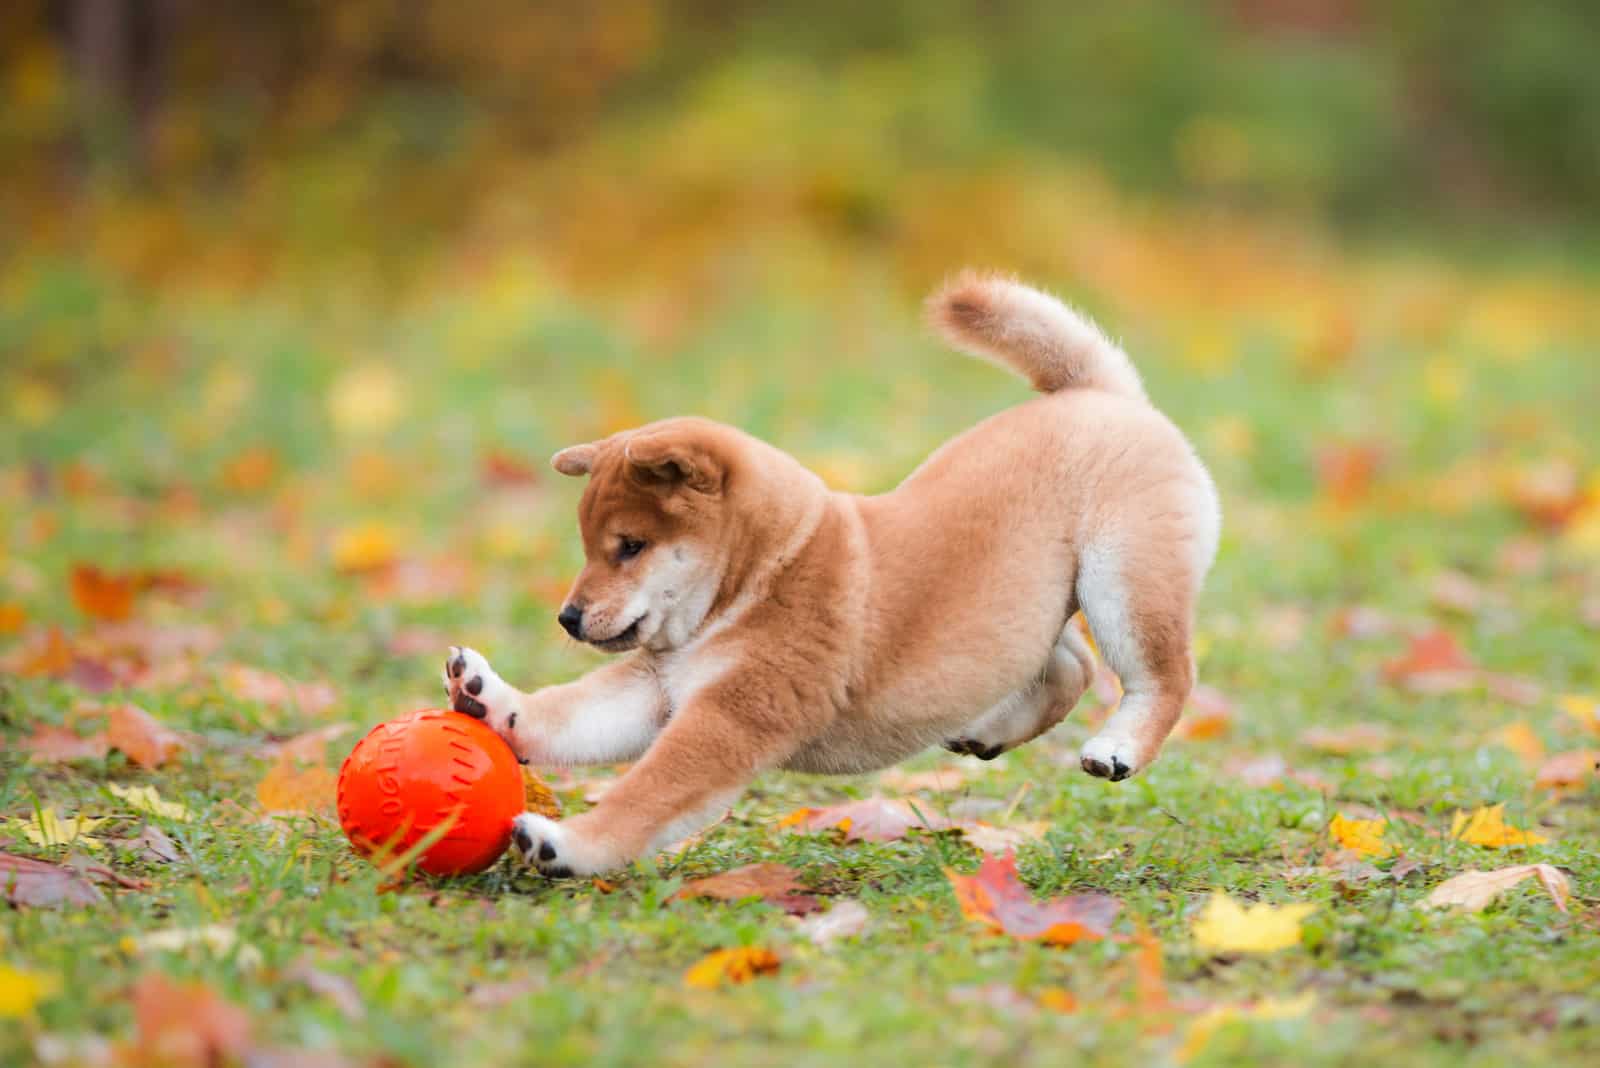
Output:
336,708,524,876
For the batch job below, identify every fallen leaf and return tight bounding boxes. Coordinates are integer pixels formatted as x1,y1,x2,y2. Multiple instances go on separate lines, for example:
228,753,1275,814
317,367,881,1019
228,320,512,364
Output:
0,851,106,908
1175,684,1233,740
1178,994,1315,1063
70,564,136,621
108,704,187,769
330,522,399,573
12,808,107,851
127,972,255,1067
13,626,75,677
1224,753,1335,793
1382,628,1476,693
219,446,278,493
118,825,180,863
256,759,338,815
1490,722,1545,767
946,852,1121,945
1191,892,1315,954
778,797,951,842
0,965,60,1019
480,450,541,487
1557,694,1600,737
670,863,806,906
108,784,192,822
796,900,870,947
1450,804,1548,847
1425,864,1570,912
1506,458,1583,528
523,768,563,820
1534,750,1599,792
1329,814,1392,857
134,925,263,968
1315,441,1383,509
21,723,109,763
682,947,780,989
1299,723,1390,754
0,602,26,634
957,821,1050,855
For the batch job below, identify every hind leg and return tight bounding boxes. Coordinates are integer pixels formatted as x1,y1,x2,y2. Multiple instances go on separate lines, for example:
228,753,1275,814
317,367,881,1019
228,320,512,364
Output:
1076,543,1197,781
944,620,1097,759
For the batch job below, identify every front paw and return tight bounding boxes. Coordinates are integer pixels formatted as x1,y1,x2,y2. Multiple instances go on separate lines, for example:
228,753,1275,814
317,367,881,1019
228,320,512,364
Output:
443,645,511,722
511,813,590,878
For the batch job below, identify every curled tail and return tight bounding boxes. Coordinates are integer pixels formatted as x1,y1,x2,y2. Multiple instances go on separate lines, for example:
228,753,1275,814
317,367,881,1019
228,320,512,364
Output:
927,270,1145,401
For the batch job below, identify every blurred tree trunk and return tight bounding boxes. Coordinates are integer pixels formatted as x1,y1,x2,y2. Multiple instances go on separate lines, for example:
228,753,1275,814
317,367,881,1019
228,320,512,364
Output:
66,0,174,178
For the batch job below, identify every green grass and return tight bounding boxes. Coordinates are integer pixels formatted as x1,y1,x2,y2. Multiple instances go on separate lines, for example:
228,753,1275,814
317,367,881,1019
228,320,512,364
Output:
2,239,1598,1067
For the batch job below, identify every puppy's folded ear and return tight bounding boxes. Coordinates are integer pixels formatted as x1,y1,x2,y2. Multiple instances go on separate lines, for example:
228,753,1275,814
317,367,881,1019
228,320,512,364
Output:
624,429,724,495
551,443,599,477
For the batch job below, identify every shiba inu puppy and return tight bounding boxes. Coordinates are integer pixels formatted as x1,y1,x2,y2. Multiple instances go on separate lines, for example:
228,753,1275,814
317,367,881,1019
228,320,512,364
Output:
444,272,1220,876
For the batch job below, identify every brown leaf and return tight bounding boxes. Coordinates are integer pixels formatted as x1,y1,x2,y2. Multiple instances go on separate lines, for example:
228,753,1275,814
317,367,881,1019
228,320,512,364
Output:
0,851,107,908
946,852,1121,945
21,723,110,763
70,564,136,621
523,768,563,820
127,973,254,1067
256,759,338,815
669,863,807,908
777,797,951,842
107,704,187,769
1425,864,1570,913
1535,750,1599,793
119,825,181,864
1382,628,1476,693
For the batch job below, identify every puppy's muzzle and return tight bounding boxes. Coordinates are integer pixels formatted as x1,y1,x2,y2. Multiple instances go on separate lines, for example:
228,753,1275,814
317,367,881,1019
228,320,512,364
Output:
557,604,584,639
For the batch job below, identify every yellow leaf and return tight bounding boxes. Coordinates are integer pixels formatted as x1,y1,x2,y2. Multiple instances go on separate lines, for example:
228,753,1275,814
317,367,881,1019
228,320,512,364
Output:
1490,722,1545,767
1425,865,1569,913
1328,814,1391,858
1557,694,1600,737
108,783,192,822
328,362,406,436
0,602,25,634
1036,987,1077,1012
682,947,780,990
1178,993,1315,1063
523,768,563,820
13,807,106,850
331,522,399,573
1192,893,1315,954
256,759,338,815
0,965,60,1018
1449,804,1548,848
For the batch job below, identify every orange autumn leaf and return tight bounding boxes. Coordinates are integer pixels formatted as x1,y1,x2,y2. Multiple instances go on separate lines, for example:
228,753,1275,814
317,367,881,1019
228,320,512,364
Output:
480,449,541,487
128,972,254,1067
1534,750,1598,793
1175,684,1233,740
256,758,338,815
219,446,278,493
70,564,137,621
18,626,76,677
21,724,110,764
1328,813,1392,857
946,852,1121,946
1382,628,1475,693
1314,441,1383,509
682,947,780,989
108,704,187,769
1490,722,1545,767
0,602,25,634
523,767,563,820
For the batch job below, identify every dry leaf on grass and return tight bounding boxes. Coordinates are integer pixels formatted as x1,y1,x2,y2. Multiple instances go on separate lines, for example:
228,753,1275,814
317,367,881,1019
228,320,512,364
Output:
1557,694,1599,737
1174,684,1234,740
70,564,136,621
1299,723,1390,754
134,925,263,968
778,797,951,842
682,947,780,989
108,784,192,822
1192,892,1315,954
0,851,106,908
1328,814,1392,857
1534,750,1598,792
1178,994,1315,1063
263,723,353,764
1490,722,1545,766
127,972,254,1067
12,808,107,851
523,768,563,820
118,825,180,863
256,759,338,815
669,863,808,909
875,765,978,793
1425,865,1570,912
946,852,1121,946
957,821,1049,855
108,704,187,769
21,723,109,763
796,900,870,947
1382,628,1476,694
1449,804,1548,847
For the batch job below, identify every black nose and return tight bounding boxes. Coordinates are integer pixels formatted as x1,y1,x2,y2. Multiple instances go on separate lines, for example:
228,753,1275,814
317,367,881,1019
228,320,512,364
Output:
557,604,583,638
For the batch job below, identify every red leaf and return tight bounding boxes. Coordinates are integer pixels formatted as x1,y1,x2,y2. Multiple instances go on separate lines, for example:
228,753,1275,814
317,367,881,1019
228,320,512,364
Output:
946,852,1121,945
0,851,107,908
70,564,137,621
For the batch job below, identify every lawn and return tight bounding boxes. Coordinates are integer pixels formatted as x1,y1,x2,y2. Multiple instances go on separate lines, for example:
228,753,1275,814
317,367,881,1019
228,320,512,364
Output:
3,198,1599,1066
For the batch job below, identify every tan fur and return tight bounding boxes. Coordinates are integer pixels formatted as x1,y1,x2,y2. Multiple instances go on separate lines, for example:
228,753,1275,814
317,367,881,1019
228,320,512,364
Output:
444,272,1220,875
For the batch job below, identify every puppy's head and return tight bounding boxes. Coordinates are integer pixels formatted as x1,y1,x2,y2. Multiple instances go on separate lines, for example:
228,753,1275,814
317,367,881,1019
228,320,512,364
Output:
550,419,732,652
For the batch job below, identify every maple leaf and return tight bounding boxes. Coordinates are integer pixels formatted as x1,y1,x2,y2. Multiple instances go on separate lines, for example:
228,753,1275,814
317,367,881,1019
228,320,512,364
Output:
1382,628,1476,693
21,723,110,763
108,783,192,822
12,807,107,851
1534,750,1598,792
957,821,1049,855
1328,814,1392,857
256,758,338,815
682,947,780,989
778,797,951,842
669,863,807,907
945,852,1121,946
1425,864,1570,913
0,851,106,908
70,564,136,621
1449,804,1547,847
108,704,188,769
0,965,59,1019
1191,893,1315,954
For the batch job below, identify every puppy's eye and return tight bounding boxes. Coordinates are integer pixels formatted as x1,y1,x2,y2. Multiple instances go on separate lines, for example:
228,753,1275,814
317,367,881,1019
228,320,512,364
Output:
617,537,647,562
